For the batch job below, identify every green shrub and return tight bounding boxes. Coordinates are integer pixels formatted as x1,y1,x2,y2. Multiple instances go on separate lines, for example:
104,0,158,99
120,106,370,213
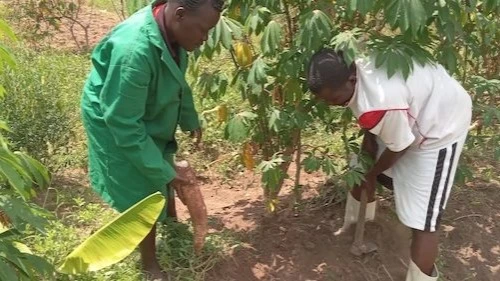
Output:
0,47,89,170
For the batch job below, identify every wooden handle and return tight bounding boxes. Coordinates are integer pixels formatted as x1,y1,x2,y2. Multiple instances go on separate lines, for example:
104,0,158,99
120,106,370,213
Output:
353,188,368,246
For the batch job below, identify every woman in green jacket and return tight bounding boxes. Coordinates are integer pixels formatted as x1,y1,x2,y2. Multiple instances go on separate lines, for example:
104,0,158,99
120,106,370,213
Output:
81,0,223,279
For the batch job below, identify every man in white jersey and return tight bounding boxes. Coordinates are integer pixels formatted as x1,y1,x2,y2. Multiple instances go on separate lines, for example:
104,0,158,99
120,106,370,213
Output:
307,48,472,281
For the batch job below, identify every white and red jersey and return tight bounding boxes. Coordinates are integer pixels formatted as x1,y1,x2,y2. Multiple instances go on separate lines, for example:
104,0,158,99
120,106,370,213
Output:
348,58,472,152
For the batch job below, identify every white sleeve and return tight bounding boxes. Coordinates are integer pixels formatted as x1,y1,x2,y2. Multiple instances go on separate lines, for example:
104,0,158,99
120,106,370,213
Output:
369,110,415,152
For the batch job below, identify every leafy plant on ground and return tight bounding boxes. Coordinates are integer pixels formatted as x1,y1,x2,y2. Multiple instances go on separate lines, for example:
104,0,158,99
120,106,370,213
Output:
0,19,54,281
0,48,88,170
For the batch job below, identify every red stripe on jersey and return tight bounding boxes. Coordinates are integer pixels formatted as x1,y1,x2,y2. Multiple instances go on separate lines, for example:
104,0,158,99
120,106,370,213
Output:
358,110,387,130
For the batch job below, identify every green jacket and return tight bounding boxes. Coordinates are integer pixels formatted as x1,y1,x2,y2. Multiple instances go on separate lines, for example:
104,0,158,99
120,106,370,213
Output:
81,5,199,212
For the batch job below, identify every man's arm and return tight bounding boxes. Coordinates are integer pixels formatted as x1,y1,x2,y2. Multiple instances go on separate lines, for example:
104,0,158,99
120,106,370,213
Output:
365,147,408,181
361,130,378,161
360,110,415,187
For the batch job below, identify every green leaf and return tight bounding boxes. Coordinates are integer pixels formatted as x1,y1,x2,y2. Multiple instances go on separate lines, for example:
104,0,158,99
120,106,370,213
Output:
0,228,19,239
484,0,500,13
483,107,495,126
303,154,321,173
0,45,16,72
0,257,18,281
330,28,363,66
245,7,271,35
0,241,53,280
196,71,229,100
261,20,281,57
213,16,241,49
22,253,54,278
247,57,269,85
322,158,336,176
345,173,355,188
384,0,428,36
258,156,286,192
238,111,258,119
268,109,281,132
0,19,17,41
58,192,165,273
370,35,433,79
0,195,48,232
438,44,458,74
348,0,378,15
15,152,51,190
0,120,10,132
0,156,30,199
276,50,304,81
0,242,30,278
225,113,251,142
298,10,334,52
224,17,244,41
0,84,5,100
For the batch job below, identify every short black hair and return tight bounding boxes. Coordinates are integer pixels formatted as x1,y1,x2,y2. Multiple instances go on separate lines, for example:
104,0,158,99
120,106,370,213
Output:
307,48,355,94
172,0,225,12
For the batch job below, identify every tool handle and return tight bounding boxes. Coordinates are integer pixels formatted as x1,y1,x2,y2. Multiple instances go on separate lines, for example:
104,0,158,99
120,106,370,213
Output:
353,188,368,245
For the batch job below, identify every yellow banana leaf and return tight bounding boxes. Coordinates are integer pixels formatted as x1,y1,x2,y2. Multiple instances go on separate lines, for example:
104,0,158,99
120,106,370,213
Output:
58,192,165,274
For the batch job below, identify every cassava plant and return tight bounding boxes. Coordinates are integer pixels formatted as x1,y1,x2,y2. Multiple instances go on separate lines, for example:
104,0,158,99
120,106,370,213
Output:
189,0,500,211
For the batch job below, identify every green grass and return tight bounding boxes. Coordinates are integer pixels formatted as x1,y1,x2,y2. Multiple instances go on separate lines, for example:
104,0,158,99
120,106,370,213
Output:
26,184,240,281
0,46,89,170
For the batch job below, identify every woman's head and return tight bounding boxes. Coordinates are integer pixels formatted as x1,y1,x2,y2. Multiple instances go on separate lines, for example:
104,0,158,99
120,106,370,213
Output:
307,48,357,106
165,0,224,51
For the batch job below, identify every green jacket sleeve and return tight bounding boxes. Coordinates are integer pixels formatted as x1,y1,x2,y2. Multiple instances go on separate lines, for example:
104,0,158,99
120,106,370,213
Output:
100,61,176,189
178,87,201,132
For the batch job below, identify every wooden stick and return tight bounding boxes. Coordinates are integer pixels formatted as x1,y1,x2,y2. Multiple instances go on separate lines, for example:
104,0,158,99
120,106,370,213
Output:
353,188,368,246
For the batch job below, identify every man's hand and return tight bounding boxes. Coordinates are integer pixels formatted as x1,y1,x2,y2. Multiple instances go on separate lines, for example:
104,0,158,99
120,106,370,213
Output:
170,161,197,205
360,172,377,194
190,128,203,149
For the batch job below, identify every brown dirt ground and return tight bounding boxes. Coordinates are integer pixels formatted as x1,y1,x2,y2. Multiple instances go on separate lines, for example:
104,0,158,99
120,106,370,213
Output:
8,2,120,52
25,4,500,281
170,165,500,281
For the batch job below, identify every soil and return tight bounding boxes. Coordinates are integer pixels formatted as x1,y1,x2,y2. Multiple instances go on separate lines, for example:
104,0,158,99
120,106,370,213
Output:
10,3,121,52
169,166,500,281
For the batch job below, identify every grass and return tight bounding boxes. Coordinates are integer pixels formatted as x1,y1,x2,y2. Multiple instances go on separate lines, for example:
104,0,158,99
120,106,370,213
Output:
0,46,89,170
27,182,240,281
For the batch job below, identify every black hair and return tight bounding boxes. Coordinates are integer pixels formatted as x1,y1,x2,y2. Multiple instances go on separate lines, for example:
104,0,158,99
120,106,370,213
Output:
172,0,225,12
307,48,355,94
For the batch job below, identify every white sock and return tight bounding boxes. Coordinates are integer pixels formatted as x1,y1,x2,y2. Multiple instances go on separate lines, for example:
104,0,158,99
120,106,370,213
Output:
406,259,439,281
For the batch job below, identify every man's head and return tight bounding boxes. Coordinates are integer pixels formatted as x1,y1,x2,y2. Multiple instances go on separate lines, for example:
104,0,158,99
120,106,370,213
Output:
307,48,357,106
165,0,223,51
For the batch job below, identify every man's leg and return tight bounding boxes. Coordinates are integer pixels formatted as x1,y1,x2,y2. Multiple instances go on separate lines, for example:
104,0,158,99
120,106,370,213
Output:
166,185,177,220
396,138,467,280
411,229,439,275
139,225,169,280
406,228,439,280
